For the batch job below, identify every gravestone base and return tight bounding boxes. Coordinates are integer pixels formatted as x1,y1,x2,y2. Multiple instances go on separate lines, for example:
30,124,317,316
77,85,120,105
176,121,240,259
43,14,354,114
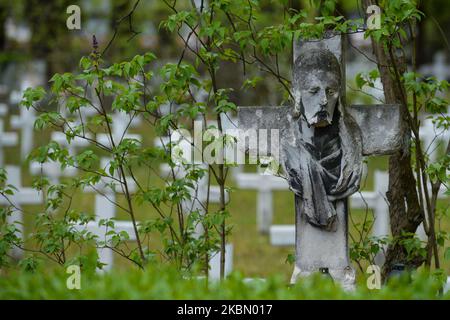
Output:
290,265,356,291
290,198,356,291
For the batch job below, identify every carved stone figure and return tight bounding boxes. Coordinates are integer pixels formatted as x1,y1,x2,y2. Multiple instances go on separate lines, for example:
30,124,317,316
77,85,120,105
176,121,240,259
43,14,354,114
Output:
283,48,362,232
238,34,403,289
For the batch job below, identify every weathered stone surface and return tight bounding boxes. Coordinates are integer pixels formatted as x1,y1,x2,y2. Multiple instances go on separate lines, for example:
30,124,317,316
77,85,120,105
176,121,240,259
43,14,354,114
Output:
238,104,403,157
237,33,404,290
348,104,403,155
237,106,289,159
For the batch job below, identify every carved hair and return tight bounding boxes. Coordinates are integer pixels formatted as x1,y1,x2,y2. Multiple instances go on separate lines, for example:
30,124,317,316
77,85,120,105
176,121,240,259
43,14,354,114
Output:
292,48,342,118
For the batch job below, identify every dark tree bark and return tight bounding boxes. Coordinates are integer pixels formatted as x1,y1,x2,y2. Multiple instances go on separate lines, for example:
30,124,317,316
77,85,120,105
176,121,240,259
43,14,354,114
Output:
0,3,6,52
415,2,427,66
362,0,425,280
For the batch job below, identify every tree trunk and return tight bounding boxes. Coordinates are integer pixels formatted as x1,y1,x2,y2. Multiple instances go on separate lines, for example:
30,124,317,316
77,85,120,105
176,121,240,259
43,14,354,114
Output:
0,3,6,53
362,0,425,280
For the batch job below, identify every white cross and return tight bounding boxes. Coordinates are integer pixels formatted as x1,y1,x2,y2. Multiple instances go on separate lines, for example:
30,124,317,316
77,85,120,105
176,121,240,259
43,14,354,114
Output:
10,69,46,106
29,161,77,185
0,119,18,167
76,157,137,272
235,172,288,234
96,112,142,148
415,179,448,242
0,166,42,258
51,131,91,156
155,132,233,278
414,112,450,241
0,103,7,117
419,110,450,162
11,107,37,160
419,52,450,83
350,170,389,265
351,170,390,239
209,244,233,281
9,90,23,105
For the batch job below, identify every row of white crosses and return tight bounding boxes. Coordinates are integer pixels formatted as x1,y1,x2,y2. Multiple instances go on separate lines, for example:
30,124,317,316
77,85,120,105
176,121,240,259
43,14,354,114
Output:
0,64,44,258
154,129,233,280
7,106,138,265
8,62,47,161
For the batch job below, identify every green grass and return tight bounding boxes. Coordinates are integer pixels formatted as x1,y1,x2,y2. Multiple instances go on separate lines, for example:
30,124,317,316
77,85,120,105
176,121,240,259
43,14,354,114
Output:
0,264,448,299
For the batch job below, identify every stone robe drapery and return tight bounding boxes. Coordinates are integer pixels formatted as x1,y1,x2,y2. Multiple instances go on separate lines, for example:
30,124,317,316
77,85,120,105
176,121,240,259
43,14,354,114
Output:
282,100,363,231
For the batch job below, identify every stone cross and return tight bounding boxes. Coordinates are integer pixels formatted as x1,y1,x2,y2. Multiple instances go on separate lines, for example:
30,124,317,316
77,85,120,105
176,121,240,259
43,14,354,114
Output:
238,33,403,289
0,119,19,167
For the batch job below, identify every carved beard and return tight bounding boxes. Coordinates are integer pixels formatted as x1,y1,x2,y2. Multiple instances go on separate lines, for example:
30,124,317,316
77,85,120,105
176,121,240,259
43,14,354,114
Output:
292,87,337,128
298,99,337,130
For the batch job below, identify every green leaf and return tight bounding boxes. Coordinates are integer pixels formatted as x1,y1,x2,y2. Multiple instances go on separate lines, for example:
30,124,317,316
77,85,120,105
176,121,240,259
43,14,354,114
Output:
355,73,366,89
445,247,450,260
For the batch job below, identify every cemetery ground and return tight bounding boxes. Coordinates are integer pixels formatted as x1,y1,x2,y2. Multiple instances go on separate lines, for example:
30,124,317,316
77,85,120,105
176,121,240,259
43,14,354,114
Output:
0,108,448,289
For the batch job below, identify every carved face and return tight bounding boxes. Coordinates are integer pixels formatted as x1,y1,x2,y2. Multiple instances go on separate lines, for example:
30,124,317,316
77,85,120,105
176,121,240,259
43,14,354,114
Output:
299,71,339,127
294,49,341,128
